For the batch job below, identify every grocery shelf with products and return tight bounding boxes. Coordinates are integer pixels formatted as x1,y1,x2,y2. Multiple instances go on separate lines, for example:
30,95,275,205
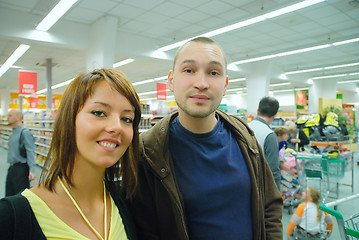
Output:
24,110,55,167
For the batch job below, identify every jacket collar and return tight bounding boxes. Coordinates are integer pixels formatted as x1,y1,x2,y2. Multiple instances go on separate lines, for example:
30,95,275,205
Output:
139,110,259,178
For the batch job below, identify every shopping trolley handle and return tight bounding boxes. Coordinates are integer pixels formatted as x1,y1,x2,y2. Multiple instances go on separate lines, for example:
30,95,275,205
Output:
319,204,344,220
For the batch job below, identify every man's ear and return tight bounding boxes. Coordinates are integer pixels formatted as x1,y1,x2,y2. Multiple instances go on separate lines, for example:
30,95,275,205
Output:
223,75,228,96
168,70,174,92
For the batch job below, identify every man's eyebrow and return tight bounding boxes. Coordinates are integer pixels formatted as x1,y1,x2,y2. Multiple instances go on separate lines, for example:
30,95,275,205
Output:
180,60,223,67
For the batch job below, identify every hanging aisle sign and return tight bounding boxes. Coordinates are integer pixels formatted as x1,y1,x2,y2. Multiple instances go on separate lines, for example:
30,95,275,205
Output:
19,71,37,95
156,82,167,100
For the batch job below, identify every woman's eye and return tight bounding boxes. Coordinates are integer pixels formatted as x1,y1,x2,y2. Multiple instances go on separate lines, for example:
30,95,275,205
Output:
92,110,105,117
122,117,133,124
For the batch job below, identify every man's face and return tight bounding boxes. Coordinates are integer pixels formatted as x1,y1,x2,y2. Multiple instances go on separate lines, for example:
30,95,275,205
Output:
168,42,228,119
7,110,20,126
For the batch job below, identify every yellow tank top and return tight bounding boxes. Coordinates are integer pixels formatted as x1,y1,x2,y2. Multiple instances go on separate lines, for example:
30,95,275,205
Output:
22,189,128,240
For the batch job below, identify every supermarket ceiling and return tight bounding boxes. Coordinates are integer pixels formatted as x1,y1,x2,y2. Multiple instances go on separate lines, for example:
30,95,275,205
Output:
0,0,358,99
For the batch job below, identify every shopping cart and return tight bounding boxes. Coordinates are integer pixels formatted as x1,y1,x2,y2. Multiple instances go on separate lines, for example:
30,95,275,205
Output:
319,194,359,240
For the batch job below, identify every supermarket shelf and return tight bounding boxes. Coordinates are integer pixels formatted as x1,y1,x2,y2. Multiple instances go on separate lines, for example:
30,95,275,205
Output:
28,127,53,132
311,141,350,147
25,119,54,123
33,134,52,140
35,150,47,157
35,142,51,148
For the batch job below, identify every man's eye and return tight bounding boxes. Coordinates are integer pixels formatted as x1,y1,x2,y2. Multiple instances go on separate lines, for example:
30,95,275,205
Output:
184,68,192,73
210,71,220,76
92,110,105,117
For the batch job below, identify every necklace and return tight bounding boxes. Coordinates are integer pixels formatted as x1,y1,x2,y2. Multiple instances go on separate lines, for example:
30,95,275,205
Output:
58,176,108,240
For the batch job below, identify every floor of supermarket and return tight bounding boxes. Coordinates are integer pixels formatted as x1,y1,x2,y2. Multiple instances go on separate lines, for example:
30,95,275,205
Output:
0,147,358,239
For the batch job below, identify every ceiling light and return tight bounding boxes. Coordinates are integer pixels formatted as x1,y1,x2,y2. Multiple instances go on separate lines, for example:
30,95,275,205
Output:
333,37,359,46
227,87,246,92
270,82,291,87
338,79,359,84
154,76,168,81
0,44,30,78
307,79,313,84
233,55,276,65
132,79,154,86
273,89,294,93
324,62,359,70
132,75,167,86
36,0,78,31
233,37,358,66
312,72,359,80
228,78,246,83
264,0,324,18
157,0,324,52
285,62,359,75
312,73,347,79
276,44,330,56
36,77,74,94
286,68,323,75
113,58,134,68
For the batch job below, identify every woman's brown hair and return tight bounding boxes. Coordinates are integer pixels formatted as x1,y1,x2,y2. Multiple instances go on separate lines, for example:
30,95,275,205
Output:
40,68,141,199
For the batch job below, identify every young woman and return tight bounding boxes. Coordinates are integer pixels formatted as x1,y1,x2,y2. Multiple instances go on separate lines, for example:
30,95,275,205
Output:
286,186,333,239
0,68,140,239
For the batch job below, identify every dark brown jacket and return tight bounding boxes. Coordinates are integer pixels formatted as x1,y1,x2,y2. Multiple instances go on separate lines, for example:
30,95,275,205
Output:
131,110,283,239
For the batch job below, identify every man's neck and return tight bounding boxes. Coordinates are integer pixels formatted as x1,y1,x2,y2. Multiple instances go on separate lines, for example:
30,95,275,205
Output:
11,121,22,129
178,111,217,134
257,115,274,125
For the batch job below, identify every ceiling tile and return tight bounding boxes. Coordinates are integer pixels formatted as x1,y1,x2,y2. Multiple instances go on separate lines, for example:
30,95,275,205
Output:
152,1,191,18
175,9,211,23
108,3,146,19
136,11,168,25
122,0,165,11
65,7,104,24
78,0,118,13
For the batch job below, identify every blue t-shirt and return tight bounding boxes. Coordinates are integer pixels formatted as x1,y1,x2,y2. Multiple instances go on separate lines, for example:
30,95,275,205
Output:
169,116,252,240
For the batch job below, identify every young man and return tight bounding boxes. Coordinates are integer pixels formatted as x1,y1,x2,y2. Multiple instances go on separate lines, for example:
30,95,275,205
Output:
248,96,281,190
6,109,36,196
131,37,283,240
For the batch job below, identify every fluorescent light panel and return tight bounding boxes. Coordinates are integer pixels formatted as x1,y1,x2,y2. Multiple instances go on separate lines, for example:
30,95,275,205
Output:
228,78,246,83
337,79,359,84
133,75,167,86
285,62,359,75
312,72,359,80
113,58,134,68
0,44,30,78
233,37,359,66
269,82,291,87
158,0,325,52
36,0,78,31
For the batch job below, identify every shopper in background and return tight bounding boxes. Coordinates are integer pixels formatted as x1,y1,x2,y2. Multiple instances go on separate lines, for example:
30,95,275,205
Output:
274,126,288,151
285,120,310,152
130,37,283,240
248,96,281,190
286,186,333,239
0,69,139,239
5,109,36,197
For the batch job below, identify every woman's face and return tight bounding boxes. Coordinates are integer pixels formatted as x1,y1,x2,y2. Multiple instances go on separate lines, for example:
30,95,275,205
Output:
278,133,288,142
75,81,135,170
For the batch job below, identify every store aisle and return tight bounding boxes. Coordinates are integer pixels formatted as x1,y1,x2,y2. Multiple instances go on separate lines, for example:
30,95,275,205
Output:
282,151,359,240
